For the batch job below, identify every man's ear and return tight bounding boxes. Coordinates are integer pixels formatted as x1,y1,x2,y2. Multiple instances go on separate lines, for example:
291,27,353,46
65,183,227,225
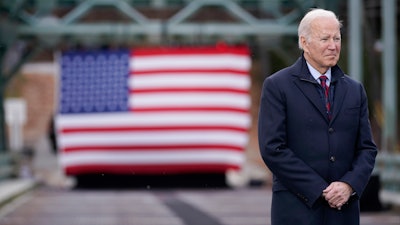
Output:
300,36,308,53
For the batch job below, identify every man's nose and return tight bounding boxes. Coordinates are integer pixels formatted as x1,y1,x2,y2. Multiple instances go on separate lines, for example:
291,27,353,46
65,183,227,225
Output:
327,39,337,49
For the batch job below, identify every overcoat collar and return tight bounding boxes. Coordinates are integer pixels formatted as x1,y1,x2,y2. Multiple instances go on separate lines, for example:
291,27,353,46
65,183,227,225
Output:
291,54,348,123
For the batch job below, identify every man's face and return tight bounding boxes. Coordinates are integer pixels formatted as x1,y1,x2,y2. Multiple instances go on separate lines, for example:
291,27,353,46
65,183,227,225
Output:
301,17,341,74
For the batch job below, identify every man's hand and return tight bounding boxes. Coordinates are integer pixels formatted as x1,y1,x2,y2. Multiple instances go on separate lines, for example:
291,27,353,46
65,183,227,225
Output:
322,182,353,210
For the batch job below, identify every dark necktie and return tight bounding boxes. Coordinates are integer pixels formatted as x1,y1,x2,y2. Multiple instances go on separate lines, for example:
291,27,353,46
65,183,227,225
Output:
319,75,331,120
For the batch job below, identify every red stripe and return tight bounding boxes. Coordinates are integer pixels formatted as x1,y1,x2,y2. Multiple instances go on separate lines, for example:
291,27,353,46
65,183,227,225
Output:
131,69,248,75
130,107,249,113
61,125,248,134
131,88,248,94
131,46,249,56
62,144,244,152
64,163,241,175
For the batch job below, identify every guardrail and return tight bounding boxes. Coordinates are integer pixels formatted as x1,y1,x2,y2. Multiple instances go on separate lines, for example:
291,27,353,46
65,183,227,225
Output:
376,153,400,192
0,153,15,181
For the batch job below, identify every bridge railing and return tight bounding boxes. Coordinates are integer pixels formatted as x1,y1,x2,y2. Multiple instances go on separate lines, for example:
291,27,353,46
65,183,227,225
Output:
376,153,400,206
377,153,400,192
0,153,15,181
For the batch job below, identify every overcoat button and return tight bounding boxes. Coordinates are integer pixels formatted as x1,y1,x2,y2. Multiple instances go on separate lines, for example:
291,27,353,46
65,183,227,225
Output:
330,156,336,162
328,128,334,133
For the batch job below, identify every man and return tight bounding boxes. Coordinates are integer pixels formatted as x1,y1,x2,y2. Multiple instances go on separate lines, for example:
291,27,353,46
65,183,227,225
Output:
258,8,377,225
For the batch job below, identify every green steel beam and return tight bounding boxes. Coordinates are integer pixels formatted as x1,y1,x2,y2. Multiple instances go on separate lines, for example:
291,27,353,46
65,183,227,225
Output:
17,22,298,37
62,0,148,25
348,0,363,82
168,0,257,24
16,0,304,40
35,0,56,17
382,0,398,152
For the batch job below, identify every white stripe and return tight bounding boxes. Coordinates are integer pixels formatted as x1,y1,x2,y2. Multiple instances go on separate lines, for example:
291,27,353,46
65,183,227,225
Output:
60,150,245,166
63,147,237,152
129,73,250,90
129,93,250,108
131,54,251,71
58,130,249,149
56,112,251,128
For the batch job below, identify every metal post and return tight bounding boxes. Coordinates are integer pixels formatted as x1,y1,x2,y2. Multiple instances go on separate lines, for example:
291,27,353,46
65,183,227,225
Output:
348,0,363,82
4,98,26,151
381,0,398,152
0,44,7,151
0,87,7,151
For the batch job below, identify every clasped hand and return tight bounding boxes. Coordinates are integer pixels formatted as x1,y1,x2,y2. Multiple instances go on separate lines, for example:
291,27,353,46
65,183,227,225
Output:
322,181,353,210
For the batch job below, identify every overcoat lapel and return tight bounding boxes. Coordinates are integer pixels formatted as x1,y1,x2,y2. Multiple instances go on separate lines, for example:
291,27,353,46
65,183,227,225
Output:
293,78,328,120
330,70,348,123
291,57,328,121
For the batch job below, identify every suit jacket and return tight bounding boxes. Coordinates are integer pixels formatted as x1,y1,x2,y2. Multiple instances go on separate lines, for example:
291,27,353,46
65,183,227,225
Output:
258,55,377,225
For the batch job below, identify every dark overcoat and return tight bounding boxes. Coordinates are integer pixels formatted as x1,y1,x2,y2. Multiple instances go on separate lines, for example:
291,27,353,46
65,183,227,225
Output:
258,55,377,225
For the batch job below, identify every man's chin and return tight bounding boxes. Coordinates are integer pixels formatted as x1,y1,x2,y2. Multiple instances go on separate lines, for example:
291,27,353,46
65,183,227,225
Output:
326,59,339,67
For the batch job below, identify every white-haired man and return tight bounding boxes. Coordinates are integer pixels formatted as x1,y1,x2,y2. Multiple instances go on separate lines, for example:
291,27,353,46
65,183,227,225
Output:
258,8,377,225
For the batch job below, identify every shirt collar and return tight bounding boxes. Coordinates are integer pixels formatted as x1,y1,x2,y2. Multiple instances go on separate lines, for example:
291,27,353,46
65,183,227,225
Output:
306,61,332,86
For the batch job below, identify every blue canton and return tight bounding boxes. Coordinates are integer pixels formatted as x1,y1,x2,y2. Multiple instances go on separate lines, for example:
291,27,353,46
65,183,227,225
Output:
59,50,130,114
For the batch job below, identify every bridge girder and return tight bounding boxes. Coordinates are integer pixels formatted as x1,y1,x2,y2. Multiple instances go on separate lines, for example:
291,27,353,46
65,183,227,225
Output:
6,0,321,46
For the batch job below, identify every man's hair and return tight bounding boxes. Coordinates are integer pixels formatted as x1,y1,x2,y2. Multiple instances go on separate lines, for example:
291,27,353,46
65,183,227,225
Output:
298,8,342,50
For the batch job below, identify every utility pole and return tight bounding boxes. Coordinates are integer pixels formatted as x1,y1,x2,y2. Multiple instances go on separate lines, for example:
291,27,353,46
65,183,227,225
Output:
381,0,398,152
0,43,9,151
0,80,7,151
348,0,363,82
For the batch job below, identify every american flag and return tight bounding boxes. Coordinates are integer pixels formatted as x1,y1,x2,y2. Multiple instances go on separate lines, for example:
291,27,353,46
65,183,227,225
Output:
56,46,252,175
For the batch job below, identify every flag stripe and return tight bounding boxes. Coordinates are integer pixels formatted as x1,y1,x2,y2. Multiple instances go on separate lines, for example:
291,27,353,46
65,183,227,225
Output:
130,107,249,113
59,131,248,148
131,88,248,94
131,46,249,55
61,125,248,133
57,112,250,128
129,92,249,109
129,73,250,90
132,69,248,75
130,54,250,71
63,144,244,152
60,151,244,166
60,150,245,174
64,164,241,175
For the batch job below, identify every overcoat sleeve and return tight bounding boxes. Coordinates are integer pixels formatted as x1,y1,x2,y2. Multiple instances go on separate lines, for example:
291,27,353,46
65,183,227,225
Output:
337,83,377,198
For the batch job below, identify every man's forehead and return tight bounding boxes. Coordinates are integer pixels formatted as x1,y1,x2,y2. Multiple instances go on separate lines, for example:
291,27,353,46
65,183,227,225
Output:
310,17,340,28
310,19,340,33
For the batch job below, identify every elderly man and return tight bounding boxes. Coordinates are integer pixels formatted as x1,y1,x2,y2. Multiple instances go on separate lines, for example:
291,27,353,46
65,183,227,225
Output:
258,8,377,225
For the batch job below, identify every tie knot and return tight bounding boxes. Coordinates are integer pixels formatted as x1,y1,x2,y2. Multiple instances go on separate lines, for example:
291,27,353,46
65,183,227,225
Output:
319,75,328,87
319,75,328,82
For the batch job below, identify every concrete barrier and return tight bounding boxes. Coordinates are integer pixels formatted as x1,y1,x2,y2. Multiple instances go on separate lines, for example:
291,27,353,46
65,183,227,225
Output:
0,154,15,181
377,153,400,192
376,153,400,207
